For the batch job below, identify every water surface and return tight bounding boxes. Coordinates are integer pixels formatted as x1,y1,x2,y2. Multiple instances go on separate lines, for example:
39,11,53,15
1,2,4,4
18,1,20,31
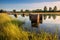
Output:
9,15,60,34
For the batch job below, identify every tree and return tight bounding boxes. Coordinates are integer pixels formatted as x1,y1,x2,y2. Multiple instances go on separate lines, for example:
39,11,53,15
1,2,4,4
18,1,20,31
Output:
39,9,42,12
49,7,52,12
36,9,42,12
44,6,47,12
25,10,30,13
13,9,16,13
20,9,23,13
0,9,3,13
53,6,57,11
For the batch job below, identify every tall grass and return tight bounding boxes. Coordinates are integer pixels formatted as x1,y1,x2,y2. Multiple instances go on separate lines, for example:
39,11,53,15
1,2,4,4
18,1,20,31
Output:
0,13,59,40
0,14,28,40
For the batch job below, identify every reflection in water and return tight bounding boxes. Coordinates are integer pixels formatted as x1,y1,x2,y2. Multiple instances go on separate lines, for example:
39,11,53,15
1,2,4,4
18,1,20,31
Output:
21,13,25,17
44,14,56,20
44,14,47,20
9,15,60,34
48,14,51,19
52,15,56,19
14,14,17,18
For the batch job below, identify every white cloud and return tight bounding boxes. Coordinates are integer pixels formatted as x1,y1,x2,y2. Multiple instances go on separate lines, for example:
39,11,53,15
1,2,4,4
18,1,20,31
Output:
0,1,60,11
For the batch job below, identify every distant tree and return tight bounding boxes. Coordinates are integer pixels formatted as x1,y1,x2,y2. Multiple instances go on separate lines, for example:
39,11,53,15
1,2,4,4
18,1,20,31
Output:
39,9,42,12
44,6,47,12
20,9,23,13
25,10,30,13
49,7,52,11
35,9,40,12
31,10,34,12
35,9,42,12
0,9,3,13
13,9,16,13
37,9,41,12
53,6,57,11
32,9,42,12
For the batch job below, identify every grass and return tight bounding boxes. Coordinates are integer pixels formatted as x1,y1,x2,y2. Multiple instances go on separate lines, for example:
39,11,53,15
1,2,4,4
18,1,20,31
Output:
0,13,59,40
11,19,24,27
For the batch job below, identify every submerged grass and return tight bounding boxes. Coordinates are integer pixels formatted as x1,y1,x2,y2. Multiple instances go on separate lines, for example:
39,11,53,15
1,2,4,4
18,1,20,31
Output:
11,19,24,27
0,13,59,40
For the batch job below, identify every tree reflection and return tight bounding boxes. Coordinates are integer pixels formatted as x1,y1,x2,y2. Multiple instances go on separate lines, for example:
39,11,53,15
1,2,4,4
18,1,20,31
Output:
43,14,56,20
48,14,51,19
52,15,56,19
44,14,47,20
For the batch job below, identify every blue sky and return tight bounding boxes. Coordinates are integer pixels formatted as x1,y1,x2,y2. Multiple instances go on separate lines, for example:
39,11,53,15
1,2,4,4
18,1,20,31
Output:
0,0,60,11
0,0,60,4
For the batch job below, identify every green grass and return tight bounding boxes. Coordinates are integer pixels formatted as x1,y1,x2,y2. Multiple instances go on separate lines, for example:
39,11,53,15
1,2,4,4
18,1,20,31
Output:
11,19,24,27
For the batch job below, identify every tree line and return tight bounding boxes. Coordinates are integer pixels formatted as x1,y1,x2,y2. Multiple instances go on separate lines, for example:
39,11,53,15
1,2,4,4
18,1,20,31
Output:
0,6,60,13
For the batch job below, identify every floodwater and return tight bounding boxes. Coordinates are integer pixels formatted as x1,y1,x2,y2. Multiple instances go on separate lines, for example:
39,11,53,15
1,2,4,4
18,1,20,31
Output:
9,14,60,34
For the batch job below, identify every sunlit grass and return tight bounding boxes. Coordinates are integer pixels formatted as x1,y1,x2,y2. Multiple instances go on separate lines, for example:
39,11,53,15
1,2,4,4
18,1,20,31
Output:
0,13,11,24
0,14,26,40
0,13,59,40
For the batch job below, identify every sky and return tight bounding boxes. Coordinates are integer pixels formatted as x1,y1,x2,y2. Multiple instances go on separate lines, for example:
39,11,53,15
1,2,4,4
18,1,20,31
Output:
0,0,60,11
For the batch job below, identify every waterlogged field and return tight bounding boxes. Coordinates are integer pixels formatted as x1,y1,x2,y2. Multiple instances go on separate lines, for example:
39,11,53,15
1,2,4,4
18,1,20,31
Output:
0,13,59,40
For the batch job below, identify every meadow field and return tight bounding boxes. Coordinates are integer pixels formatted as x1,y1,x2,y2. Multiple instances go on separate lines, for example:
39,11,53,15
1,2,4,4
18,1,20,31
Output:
0,13,59,40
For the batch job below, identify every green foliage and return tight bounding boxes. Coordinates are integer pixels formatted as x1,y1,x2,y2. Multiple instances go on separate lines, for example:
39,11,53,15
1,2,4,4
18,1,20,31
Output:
20,9,24,13
13,9,16,13
25,10,30,13
49,7,52,12
44,6,47,12
53,6,57,12
0,9,3,13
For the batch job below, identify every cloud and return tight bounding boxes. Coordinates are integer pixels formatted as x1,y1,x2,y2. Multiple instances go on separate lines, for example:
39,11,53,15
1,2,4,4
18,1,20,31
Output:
0,1,60,11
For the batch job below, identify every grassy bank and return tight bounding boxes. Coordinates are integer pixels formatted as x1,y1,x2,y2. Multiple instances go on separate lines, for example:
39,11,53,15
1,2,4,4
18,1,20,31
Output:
0,13,59,40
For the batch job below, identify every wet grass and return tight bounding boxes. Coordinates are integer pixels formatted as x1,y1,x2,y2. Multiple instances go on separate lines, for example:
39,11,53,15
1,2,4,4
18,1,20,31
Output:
11,19,24,27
